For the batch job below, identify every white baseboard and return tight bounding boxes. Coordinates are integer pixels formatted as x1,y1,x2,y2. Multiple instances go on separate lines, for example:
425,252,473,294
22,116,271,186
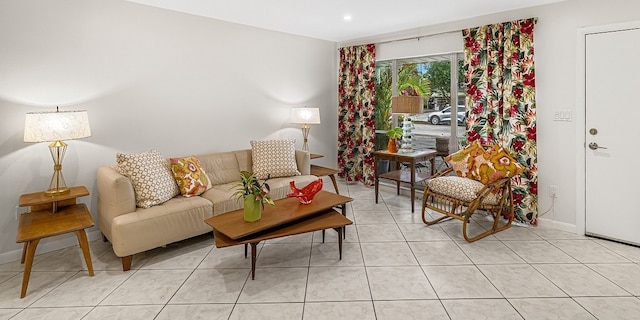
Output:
537,217,580,234
0,230,103,265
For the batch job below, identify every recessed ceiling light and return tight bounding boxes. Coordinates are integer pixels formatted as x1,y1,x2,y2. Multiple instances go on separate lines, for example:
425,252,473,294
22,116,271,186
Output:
343,15,352,21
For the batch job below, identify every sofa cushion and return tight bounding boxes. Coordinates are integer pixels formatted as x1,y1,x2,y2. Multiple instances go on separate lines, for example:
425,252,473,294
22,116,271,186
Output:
250,139,301,179
200,174,319,216
110,196,213,257
170,156,212,197
116,149,180,208
197,152,241,186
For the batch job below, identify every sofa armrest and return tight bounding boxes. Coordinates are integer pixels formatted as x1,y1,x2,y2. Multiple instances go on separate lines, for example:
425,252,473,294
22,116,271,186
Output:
97,166,137,240
295,150,311,175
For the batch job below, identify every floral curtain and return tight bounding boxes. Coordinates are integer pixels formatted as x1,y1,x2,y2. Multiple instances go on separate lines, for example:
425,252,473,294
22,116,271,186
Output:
337,44,376,185
463,18,538,224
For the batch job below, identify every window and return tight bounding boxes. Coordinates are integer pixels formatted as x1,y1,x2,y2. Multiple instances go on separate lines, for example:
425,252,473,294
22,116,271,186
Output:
374,53,465,151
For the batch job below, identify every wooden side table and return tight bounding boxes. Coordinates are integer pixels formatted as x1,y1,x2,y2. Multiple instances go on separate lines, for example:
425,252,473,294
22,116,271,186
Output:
17,186,94,298
373,149,437,213
310,153,340,194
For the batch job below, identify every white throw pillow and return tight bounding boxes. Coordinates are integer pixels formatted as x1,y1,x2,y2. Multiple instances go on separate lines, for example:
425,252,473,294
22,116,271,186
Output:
116,149,180,208
250,139,301,179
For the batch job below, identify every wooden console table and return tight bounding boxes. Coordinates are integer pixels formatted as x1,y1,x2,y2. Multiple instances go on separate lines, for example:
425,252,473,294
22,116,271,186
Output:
17,186,94,298
373,149,437,213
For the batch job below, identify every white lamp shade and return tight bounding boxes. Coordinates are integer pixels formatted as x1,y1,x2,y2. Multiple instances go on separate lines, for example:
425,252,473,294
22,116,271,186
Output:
290,107,321,124
24,110,92,142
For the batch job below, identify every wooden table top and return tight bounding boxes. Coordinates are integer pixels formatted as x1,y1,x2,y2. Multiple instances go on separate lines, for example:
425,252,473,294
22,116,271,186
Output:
18,186,89,207
16,203,94,243
204,191,352,240
213,209,352,248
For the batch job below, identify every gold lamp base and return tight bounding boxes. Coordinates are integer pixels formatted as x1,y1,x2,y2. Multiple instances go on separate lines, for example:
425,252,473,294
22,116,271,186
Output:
45,140,70,197
44,187,70,197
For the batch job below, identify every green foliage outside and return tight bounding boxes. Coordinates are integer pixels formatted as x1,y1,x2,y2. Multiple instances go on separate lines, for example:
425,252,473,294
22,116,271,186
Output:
423,60,465,107
374,63,433,150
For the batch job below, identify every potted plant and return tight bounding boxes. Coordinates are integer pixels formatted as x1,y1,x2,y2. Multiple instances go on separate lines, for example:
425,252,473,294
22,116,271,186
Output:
232,171,275,222
386,127,403,153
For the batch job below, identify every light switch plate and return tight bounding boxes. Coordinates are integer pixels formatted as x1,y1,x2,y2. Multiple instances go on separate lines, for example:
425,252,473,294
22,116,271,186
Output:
553,109,572,122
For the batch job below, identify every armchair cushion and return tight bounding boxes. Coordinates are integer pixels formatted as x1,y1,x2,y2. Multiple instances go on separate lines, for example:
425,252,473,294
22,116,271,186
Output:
471,145,525,184
426,176,499,205
445,140,484,178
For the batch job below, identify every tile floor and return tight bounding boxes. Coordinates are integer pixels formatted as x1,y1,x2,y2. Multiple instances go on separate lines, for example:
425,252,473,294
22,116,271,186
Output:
1,179,640,319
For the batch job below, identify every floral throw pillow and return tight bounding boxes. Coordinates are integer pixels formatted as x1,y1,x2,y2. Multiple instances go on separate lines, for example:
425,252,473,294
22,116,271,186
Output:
116,149,180,208
445,140,485,178
170,156,212,197
250,139,301,179
470,144,525,184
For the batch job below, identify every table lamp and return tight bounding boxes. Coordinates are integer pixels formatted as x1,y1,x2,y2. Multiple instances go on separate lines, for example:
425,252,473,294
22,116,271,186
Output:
290,107,321,151
24,107,92,196
391,96,423,153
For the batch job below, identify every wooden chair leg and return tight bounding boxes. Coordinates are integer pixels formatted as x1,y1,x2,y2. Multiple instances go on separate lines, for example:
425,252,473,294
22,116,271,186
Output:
121,256,132,271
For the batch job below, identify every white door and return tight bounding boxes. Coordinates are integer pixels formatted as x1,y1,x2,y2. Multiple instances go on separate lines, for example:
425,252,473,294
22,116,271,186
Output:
585,26,640,245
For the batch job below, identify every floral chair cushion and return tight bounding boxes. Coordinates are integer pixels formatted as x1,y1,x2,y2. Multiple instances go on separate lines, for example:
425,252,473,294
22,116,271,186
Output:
170,156,212,197
445,140,485,178
426,176,499,205
470,144,526,184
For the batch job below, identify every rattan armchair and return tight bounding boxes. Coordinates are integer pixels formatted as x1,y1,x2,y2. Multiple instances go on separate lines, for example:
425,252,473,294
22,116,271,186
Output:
420,143,518,242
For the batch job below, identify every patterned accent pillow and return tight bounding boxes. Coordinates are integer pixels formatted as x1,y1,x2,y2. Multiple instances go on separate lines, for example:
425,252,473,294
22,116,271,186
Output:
170,156,212,197
445,140,485,178
116,149,180,208
470,144,525,184
250,139,301,179
427,176,499,205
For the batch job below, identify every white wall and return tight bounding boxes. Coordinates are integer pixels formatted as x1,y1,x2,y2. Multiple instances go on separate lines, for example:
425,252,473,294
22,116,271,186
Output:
342,0,640,232
0,0,337,262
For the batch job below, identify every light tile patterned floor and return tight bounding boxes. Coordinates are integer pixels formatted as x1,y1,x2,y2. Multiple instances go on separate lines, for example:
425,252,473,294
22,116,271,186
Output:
1,178,640,319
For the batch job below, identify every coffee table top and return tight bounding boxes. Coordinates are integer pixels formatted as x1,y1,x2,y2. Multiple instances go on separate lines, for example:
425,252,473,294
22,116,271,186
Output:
204,191,352,240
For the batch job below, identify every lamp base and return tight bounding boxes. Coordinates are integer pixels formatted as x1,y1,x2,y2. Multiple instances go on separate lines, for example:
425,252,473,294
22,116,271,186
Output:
45,187,70,197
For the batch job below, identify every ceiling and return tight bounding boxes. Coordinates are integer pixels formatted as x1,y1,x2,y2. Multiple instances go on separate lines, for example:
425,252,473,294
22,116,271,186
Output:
126,0,565,42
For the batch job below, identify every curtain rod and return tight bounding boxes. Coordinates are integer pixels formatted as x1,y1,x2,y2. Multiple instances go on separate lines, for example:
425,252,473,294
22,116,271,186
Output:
375,30,460,45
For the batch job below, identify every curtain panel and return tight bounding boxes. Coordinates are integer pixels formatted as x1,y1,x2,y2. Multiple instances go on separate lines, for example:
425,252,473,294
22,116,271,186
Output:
337,44,376,185
462,18,538,224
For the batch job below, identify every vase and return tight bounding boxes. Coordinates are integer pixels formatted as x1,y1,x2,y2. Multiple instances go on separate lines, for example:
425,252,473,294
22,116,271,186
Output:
243,195,262,222
387,138,398,153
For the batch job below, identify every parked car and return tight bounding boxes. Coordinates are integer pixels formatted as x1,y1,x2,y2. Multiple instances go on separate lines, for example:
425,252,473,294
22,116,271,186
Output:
428,105,466,125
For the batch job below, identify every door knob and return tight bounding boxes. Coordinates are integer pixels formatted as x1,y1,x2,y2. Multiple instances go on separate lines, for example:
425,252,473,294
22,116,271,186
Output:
588,142,607,150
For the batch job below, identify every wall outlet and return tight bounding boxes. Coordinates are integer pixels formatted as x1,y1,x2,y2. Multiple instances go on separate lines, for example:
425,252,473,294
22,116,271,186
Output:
549,185,558,198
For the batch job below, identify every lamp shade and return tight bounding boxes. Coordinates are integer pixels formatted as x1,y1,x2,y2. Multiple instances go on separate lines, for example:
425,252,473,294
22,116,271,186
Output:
24,109,91,142
290,107,321,124
391,96,423,114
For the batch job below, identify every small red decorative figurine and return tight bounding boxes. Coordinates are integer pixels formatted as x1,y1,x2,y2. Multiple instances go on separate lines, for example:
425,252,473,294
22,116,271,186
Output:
287,179,323,204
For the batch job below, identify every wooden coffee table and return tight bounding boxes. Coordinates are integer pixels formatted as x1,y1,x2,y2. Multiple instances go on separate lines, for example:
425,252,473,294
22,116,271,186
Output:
204,191,352,279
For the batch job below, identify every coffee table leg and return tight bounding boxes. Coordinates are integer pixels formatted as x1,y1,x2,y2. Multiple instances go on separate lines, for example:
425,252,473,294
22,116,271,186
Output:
20,238,40,298
341,205,347,239
250,242,257,280
336,227,343,260
244,244,248,258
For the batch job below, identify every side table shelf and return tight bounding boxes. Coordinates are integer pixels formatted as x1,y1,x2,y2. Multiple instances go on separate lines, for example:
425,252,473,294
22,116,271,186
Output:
17,186,94,298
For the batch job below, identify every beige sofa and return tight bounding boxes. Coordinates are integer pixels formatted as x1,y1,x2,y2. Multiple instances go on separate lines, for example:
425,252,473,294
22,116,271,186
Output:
97,149,317,271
